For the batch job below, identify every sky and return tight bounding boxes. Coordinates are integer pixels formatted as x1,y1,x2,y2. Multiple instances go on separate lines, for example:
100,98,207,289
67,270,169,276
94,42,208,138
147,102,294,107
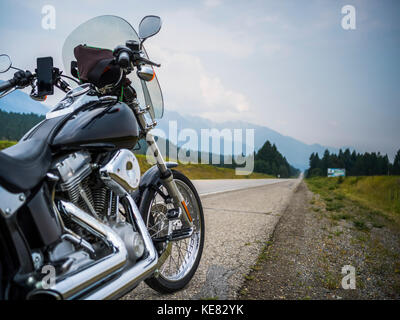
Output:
0,0,399,159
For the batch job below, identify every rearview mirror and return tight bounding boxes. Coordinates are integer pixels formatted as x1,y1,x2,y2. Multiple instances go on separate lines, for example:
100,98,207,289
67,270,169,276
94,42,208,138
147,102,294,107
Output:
139,15,162,40
0,54,12,73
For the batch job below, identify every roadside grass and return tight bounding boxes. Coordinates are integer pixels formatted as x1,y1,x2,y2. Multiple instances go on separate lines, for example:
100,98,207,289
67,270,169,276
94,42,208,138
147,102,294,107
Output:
0,140,17,149
135,154,274,179
306,176,400,230
306,176,400,298
241,240,274,289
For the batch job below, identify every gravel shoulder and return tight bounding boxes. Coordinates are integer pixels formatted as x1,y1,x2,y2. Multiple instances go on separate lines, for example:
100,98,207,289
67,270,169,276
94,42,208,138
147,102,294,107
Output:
122,179,300,300
239,180,400,300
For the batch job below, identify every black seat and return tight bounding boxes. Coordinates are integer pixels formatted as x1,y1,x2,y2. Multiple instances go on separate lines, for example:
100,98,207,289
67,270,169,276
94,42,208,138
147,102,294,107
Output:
0,139,51,193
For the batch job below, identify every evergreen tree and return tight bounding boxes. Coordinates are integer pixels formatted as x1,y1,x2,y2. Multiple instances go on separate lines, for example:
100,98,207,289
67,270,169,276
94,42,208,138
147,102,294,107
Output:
306,148,398,177
253,140,299,177
393,149,400,175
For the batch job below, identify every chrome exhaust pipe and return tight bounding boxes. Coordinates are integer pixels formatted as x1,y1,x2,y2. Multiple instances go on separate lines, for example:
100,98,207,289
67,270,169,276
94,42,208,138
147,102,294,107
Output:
84,194,158,300
28,194,158,300
27,289,62,300
29,201,128,300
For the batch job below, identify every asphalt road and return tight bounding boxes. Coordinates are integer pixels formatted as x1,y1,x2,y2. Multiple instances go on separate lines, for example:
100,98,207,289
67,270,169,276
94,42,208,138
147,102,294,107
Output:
192,178,292,196
123,178,301,300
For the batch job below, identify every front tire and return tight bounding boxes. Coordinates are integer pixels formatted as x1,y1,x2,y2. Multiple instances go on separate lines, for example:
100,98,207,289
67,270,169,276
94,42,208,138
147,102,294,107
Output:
141,170,205,294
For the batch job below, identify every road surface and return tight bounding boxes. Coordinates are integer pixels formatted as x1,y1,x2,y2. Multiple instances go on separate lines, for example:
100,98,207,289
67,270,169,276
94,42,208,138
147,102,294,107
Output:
192,178,291,196
122,178,301,300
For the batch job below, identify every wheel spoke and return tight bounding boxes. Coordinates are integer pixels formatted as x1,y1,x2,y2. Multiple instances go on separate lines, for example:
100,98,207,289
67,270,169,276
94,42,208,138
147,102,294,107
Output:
146,178,202,281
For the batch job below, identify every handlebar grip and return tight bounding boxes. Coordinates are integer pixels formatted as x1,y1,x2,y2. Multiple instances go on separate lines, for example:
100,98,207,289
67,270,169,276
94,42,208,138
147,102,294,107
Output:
0,79,16,92
118,51,130,68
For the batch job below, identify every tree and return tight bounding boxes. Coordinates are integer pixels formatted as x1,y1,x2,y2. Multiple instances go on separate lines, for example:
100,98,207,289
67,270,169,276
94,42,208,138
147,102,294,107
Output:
308,152,323,177
321,149,330,175
253,140,299,177
307,148,397,177
393,149,400,175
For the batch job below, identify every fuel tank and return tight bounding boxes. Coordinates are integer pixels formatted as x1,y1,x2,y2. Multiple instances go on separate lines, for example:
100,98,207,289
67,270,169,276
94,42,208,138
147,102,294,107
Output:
52,101,139,150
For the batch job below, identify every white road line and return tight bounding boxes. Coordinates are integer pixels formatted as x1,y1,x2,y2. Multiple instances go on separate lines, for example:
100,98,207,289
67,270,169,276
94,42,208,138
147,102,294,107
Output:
192,179,292,196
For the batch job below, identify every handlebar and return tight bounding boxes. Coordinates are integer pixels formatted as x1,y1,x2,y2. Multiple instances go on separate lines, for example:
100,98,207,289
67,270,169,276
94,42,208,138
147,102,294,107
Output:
137,56,161,68
117,51,130,68
114,45,160,69
0,79,16,92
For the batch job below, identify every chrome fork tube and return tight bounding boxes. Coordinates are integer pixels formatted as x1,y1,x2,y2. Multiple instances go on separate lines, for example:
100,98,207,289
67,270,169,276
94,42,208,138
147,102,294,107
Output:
131,99,193,226
146,131,193,227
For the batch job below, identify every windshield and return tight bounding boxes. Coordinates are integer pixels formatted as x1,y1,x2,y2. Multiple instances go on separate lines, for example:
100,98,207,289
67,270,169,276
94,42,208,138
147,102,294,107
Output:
62,15,163,119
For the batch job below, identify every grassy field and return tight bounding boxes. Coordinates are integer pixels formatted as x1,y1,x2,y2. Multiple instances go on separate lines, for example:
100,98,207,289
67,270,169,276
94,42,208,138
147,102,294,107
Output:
135,154,273,179
0,140,17,150
305,176,400,297
0,140,273,180
307,176,400,222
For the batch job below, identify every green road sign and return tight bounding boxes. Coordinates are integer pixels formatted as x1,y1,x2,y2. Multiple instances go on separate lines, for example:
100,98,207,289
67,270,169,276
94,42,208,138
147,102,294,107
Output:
327,168,346,177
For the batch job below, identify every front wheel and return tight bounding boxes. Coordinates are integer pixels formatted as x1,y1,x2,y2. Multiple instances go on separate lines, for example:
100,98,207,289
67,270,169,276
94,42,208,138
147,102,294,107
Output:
142,170,205,293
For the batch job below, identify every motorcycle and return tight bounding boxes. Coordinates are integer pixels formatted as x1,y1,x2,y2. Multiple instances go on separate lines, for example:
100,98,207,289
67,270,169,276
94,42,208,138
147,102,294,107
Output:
0,15,204,300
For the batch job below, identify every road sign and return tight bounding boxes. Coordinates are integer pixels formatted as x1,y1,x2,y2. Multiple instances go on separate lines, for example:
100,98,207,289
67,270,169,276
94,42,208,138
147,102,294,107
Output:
327,168,346,177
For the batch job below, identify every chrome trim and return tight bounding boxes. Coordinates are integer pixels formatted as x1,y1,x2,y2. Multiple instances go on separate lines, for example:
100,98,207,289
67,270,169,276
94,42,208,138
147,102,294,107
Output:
145,131,193,227
27,289,62,300
30,192,158,300
137,66,155,82
61,233,95,255
84,193,158,300
46,90,99,119
100,149,141,195
33,201,128,299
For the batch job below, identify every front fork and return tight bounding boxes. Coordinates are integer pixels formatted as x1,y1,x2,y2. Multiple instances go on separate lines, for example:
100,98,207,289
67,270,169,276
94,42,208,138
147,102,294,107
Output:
145,132,193,227
129,95,193,227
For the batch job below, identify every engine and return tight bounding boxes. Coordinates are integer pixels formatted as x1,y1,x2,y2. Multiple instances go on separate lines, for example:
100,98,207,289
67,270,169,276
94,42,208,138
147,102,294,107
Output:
49,150,144,273
54,151,113,218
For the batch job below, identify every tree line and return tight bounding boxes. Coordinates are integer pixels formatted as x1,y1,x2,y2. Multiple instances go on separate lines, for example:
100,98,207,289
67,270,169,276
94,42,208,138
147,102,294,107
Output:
253,140,300,178
307,148,400,177
212,140,299,178
0,110,44,140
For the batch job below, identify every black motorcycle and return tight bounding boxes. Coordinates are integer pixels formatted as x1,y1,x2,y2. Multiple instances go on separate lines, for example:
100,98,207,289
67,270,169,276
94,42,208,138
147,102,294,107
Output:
0,15,204,300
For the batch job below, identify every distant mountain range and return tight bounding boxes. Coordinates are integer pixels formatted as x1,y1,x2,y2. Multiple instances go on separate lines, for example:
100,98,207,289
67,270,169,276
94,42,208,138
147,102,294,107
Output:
0,80,49,115
157,110,349,171
0,87,350,170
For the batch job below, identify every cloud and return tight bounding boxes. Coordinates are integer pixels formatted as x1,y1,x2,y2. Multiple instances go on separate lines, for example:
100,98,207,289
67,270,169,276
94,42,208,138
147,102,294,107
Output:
154,9,254,59
200,75,250,112
262,43,286,56
204,0,222,8
149,45,251,122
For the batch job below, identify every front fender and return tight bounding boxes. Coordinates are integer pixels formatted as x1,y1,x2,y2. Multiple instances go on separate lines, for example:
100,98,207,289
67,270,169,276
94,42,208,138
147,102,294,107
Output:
131,162,178,213
139,162,178,190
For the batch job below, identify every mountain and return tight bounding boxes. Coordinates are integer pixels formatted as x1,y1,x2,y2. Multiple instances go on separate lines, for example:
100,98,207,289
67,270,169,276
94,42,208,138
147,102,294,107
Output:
157,110,348,171
0,80,49,115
